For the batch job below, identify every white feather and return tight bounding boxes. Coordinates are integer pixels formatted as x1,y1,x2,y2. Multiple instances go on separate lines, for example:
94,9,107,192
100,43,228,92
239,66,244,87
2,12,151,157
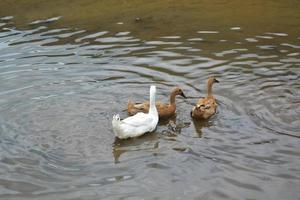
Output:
112,85,159,139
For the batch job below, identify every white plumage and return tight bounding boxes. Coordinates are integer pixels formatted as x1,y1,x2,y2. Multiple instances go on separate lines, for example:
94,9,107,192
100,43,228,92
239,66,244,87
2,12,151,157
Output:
112,85,159,139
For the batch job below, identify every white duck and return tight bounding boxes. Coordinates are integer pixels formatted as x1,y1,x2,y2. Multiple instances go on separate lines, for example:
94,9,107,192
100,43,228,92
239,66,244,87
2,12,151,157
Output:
112,85,159,139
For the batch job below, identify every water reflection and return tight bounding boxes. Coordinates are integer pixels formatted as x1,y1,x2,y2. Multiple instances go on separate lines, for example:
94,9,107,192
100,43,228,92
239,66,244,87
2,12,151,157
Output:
112,133,159,164
192,118,213,138
161,118,191,138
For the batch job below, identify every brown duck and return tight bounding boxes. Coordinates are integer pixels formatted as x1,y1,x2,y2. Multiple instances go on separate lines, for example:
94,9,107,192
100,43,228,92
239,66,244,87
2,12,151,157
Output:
128,87,186,119
191,76,219,119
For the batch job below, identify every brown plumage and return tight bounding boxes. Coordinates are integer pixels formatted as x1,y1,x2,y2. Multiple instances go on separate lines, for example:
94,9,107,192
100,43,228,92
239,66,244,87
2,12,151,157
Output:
128,87,186,119
191,76,219,119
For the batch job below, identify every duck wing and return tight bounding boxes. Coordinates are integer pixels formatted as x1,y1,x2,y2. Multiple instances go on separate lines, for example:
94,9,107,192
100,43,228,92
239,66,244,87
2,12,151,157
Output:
196,97,205,105
128,100,149,115
155,101,167,109
134,102,149,109
122,112,154,127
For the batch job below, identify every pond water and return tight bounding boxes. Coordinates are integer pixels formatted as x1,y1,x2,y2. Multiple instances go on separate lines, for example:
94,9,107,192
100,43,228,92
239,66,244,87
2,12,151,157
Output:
0,1,300,199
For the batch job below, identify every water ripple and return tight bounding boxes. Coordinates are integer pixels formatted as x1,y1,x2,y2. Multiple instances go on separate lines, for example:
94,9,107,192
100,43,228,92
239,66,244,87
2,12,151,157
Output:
0,8,300,199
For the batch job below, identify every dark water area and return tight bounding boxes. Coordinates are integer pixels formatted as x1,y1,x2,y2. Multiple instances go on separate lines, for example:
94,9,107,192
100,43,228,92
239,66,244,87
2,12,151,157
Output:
0,0,300,199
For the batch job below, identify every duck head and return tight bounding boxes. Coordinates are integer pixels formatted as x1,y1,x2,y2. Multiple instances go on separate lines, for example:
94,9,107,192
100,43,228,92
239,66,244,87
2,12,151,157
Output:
207,76,219,97
149,85,158,116
208,76,219,85
150,85,156,94
150,85,156,103
173,87,187,98
192,104,213,119
191,104,205,118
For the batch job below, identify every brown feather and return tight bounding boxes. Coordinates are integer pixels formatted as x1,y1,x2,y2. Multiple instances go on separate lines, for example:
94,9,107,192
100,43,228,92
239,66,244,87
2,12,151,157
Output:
127,87,186,119
191,76,219,120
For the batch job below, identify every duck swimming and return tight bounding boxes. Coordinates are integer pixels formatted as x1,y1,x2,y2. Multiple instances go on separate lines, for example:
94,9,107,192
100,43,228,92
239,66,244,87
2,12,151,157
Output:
191,76,219,119
112,85,159,139
127,87,186,119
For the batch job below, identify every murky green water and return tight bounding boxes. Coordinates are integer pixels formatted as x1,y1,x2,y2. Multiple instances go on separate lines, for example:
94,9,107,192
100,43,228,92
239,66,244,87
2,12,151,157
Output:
0,1,300,199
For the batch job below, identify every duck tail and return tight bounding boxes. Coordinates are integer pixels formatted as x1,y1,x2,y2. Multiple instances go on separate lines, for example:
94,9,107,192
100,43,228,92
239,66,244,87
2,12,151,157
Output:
112,114,121,136
127,100,135,115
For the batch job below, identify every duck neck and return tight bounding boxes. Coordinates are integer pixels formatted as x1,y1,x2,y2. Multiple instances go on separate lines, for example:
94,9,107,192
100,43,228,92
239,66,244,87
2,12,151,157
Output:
207,80,214,97
149,88,158,115
169,91,176,105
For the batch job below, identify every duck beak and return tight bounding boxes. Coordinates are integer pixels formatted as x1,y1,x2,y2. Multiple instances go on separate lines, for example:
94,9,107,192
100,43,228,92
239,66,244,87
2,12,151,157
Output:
181,92,187,98
215,78,219,83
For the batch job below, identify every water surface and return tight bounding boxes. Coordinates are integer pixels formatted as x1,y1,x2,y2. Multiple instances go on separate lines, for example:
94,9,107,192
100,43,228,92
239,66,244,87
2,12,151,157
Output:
0,1,300,199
